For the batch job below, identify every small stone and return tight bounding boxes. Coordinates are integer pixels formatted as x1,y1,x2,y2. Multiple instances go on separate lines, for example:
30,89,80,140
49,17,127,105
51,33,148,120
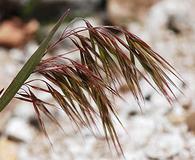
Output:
13,102,35,120
4,63,20,76
5,117,34,142
107,0,158,25
115,93,141,118
145,133,184,159
24,41,39,59
9,48,24,62
167,113,186,125
126,116,155,148
0,18,25,48
124,151,145,160
28,117,40,130
186,112,195,133
144,94,152,101
167,104,186,125
128,110,138,117
150,92,170,114
0,18,39,48
0,138,18,160
174,149,191,160
24,19,39,37
182,99,192,110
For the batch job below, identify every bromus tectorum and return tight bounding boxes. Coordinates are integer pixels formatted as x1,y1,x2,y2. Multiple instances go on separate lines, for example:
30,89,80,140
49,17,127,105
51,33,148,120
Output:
0,10,183,156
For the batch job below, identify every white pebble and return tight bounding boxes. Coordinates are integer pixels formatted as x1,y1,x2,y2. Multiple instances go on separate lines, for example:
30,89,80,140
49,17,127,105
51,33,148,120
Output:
5,117,34,142
145,133,184,159
13,102,35,120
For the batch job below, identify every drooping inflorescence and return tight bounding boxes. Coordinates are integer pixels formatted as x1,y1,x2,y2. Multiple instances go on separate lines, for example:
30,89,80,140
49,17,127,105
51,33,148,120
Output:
11,18,183,155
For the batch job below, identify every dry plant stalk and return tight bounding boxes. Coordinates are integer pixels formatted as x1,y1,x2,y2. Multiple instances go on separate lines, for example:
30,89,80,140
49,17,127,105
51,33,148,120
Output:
0,11,182,156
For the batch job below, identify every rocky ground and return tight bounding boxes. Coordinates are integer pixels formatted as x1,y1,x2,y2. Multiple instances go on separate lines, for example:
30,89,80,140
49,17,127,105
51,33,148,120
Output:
1,0,195,160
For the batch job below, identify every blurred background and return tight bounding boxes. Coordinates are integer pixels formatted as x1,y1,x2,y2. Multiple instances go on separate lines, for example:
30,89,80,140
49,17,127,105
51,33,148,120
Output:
0,0,195,159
